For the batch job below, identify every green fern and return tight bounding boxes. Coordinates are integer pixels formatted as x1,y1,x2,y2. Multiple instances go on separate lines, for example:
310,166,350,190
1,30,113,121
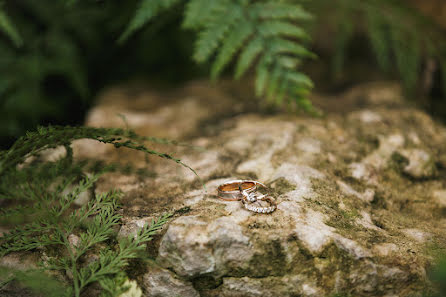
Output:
119,0,181,42
0,5,22,47
122,0,317,111
305,0,446,94
0,126,187,297
0,125,198,178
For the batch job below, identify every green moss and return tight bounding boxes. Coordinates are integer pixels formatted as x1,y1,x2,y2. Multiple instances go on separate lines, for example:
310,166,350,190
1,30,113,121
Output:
269,177,296,196
389,151,410,173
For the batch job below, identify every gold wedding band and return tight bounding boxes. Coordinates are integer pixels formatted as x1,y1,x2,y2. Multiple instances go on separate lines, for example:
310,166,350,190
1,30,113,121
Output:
217,180,264,201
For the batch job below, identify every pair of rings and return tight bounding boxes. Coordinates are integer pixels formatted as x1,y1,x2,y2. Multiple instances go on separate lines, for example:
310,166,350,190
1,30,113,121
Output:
217,180,277,214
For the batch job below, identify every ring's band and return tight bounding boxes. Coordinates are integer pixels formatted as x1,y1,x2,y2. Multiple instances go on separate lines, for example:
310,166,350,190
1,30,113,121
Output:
217,180,264,201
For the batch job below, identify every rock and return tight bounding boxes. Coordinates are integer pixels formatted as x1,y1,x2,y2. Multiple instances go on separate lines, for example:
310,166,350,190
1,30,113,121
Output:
398,149,437,179
402,229,432,243
142,266,199,297
67,81,446,296
372,243,398,257
433,190,446,208
118,217,153,239
351,110,383,124
336,180,375,203
68,234,80,250
211,275,323,297
0,252,39,271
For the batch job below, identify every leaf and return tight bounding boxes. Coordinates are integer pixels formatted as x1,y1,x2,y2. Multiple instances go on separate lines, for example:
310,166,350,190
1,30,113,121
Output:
119,0,180,43
183,0,219,29
255,58,270,97
390,26,420,92
193,4,241,63
270,38,315,58
0,7,22,47
332,18,354,77
188,0,316,111
234,37,263,79
211,19,254,80
286,72,314,88
366,10,391,71
258,21,309,40
251,3,313,21
266,64,282,101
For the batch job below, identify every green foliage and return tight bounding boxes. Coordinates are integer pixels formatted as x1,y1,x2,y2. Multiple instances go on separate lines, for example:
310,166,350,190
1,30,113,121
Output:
0,0,198,146
0,125,198,178
430,256,446,297
123,0,317,111
2,0,446,146
119,0,181,43
0,126,193,296
0,5,22,47
0,267,67,297
305,0,446,94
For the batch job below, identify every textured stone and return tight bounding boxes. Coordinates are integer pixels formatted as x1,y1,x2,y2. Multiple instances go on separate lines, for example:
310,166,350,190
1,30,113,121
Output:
399,149,437,179
142,267,199,297
433,190,446,208
67,81,446,296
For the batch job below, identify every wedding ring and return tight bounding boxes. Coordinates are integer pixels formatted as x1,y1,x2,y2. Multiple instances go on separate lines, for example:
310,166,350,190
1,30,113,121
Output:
241,195,277,214
217,180,265,201
239,183,276,214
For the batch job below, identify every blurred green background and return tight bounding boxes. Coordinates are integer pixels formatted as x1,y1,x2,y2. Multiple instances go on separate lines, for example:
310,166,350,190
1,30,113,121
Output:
1,0,446,148
0,0,204,148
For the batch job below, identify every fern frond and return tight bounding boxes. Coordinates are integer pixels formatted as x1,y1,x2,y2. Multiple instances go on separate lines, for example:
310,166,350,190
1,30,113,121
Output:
390,26,420,92
255,56,270,97
193,3,241,63
250,3,313,21
332,19,354,76
366,9,391,71
0,6,22,47
269,38,315,57
183,0,219,29
119,0,181,42
192,1,314,110
120,0,315,110
211,19,254,79
234,37,263,79
258,21,309,40
0,126,199,180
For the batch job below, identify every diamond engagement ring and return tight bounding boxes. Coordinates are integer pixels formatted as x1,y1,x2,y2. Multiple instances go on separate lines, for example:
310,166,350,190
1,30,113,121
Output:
239,184,277,214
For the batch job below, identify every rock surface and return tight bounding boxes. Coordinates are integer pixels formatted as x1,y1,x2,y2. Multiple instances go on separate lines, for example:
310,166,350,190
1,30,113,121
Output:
72,81,446,296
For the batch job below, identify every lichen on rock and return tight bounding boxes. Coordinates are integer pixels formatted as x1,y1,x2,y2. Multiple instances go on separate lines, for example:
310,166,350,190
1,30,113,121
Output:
70,81,446,296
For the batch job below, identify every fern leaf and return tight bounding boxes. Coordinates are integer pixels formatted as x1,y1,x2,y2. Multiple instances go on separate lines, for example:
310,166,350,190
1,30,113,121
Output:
119,0,180,42
234,37,263,79
183,0,219,29
188,0,315,110
332,19,354,77
366,10,391,71
266,65,282,101
193,3,241,63
286,72,314,88
251,3,312,21
278,56,300,69
0,7,22,47
270,38,315,58
211,19,254,80
258,21,309,40
255,58,270,97
390,27,420,91
275,76,289,105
